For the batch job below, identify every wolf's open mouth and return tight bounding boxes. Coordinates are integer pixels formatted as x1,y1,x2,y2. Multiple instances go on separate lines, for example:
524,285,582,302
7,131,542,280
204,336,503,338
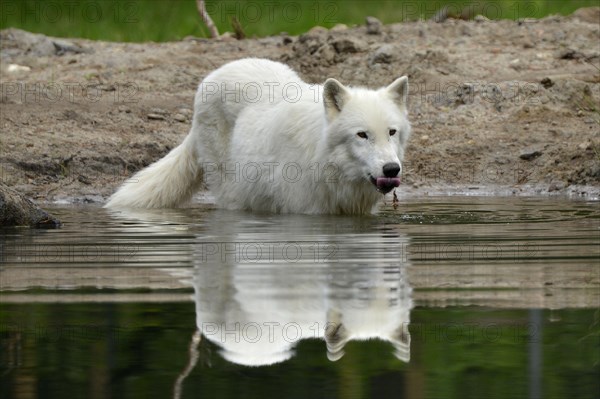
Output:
369,176,401,194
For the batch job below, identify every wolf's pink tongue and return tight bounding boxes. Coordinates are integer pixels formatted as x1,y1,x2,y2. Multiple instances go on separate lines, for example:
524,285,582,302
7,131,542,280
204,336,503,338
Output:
376,177,401,188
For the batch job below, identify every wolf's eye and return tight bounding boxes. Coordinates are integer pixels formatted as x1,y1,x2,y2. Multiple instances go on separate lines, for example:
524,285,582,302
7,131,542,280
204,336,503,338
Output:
357,131,368,139
389,129,397,136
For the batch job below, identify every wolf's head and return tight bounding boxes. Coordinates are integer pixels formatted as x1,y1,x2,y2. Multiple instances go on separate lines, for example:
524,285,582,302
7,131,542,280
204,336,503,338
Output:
322,77,411,194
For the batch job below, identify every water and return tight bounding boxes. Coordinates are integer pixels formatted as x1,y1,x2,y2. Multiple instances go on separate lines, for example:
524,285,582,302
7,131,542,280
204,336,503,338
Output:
1,197,598,399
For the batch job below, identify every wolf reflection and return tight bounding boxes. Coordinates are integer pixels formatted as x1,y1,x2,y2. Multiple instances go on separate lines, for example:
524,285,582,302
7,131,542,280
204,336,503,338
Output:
111,208,412,366
181,213,412,367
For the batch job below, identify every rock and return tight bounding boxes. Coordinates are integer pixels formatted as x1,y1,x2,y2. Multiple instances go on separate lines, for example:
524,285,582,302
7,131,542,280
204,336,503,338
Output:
81,194,104,204
578,142,591,150
541,77,554,88
6,64,31,73
455,83,474,104
509,58,522,70
548,182,565,192
307,26,328,36
1,28,55,57
330,24,348,32
150,107,168,115
365,16,382,35
98,84,116,92
219,32,235,40
571,7,600,24
315,44,336,64
331,37,365,54
78,175,92,185
519,149,543,160
369,44,395,65
0,183,61,227
522,41,535,49
147,113,166,120
177,108,193,116
0,28,91,58
173,113,187,122
558,49,584,60
52,39,92,55
294,27,327,56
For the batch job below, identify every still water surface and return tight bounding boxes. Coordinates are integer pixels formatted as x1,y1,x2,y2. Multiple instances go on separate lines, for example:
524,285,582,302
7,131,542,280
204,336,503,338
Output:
1,197,598,399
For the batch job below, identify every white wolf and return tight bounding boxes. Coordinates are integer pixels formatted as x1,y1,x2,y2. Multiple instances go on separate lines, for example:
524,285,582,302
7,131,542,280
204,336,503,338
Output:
105,58,411,214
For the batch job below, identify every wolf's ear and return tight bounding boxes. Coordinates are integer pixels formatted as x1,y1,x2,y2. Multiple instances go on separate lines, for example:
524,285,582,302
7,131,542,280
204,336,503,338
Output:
325,309,348,361
390,323,411,362
386,76,409,112
323,78,350,121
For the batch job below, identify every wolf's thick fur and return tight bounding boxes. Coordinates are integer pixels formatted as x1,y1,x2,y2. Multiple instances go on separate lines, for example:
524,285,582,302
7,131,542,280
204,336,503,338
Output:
105,58,410,214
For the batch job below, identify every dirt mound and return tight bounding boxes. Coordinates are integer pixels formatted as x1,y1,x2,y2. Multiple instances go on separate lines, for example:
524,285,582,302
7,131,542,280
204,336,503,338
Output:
1,9,599,203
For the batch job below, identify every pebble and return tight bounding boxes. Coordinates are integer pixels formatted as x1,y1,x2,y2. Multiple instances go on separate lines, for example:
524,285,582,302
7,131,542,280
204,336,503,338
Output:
365,16,382,35
52,39,91,55
173,113,187,123
147,113,165,120
578,142,591,150
177,108,193,116
540,77,553,88
558,49,584,60
519,149,543,160
98,84,115,92
7,64,31,73
150,107,168,115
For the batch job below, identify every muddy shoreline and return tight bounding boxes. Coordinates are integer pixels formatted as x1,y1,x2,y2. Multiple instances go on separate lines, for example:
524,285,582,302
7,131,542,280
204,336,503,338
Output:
1,8,599,205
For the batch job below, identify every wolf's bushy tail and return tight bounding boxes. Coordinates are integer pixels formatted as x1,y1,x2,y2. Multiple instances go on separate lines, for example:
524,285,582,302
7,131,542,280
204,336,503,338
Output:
105,135,203,208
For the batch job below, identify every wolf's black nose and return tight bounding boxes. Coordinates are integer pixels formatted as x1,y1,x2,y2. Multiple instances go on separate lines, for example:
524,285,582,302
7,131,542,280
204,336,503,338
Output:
382,162,401,177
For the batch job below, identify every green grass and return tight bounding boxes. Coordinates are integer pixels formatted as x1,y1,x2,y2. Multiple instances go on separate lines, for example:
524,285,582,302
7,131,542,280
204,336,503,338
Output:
1,0,598,42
